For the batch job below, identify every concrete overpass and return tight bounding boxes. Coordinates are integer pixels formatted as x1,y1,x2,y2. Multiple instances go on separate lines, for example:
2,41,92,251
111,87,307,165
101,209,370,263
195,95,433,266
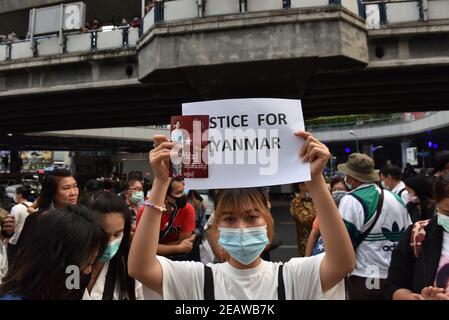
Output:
0,0,449,135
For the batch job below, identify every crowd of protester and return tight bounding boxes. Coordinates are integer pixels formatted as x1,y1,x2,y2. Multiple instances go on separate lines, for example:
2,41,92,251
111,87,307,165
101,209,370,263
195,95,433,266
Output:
1,138,449,300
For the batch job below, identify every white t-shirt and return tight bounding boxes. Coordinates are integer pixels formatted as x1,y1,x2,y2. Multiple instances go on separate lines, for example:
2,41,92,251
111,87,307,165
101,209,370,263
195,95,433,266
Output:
82,261,144,300
339,184,411,279
156,253,345,300
391,181,409,205
9,201,32,245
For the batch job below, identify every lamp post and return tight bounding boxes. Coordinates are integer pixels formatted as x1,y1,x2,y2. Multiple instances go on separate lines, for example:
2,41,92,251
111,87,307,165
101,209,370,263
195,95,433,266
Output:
372,145,384,152
349,130,360,153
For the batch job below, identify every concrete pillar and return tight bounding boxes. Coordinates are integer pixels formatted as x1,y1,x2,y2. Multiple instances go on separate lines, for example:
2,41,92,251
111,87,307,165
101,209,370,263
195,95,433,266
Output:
9,142,21,174
363,144,373,158
400,138,412,169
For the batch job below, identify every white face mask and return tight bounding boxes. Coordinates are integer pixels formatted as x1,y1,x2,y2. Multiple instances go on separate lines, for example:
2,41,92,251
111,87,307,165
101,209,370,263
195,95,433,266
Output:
381,181,390,191
408,194,420,204
13,195,17,203
344,176,353,190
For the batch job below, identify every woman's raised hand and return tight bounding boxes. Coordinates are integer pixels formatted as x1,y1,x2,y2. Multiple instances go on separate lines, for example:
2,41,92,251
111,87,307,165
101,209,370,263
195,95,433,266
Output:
296,131,330,177
149,135,175,183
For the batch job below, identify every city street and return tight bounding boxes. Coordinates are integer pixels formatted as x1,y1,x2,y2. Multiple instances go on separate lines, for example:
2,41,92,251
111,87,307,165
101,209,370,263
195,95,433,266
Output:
270,200,299,262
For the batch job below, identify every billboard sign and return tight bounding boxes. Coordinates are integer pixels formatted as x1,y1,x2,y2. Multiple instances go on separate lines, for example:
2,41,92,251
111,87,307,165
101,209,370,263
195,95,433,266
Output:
29,2,86,35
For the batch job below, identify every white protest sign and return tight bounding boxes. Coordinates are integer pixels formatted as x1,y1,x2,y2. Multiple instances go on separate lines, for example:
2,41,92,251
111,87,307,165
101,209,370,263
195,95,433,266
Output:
182,98,310,189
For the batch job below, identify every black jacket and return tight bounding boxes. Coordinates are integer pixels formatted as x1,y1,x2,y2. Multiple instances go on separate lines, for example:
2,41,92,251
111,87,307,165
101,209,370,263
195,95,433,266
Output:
385,215,443,299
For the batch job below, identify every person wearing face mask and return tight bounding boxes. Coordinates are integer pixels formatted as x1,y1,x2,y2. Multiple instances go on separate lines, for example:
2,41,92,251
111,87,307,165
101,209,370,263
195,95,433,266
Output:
386,174,449,300
80,191,143,300
290,182,316,257
429,151,449,186
7,186,32,265
404,175,436,223
330,176,349,207
305,177,349,257
0,205,106,300
124,179,144,226
337,153,411,300
379,164,409,205
128,132,355,300
136,177,196,261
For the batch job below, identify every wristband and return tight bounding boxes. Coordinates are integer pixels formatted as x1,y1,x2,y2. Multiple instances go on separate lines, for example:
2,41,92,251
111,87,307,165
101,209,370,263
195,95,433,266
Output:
143,200,167,213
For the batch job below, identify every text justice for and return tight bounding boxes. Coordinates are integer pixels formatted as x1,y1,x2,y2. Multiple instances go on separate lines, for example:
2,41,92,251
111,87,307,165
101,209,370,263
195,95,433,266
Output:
209,113,288,128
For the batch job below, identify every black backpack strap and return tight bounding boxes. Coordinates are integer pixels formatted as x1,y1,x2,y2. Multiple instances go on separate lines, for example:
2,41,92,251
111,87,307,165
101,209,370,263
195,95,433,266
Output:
398,188,406,197
277,264,286,300
203,265,215,300
159,203,179,242
102,265,116,300
354,189,384,249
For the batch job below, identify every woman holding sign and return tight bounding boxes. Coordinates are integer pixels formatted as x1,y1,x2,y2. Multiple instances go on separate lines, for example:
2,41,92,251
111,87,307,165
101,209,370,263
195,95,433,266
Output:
128,132,355,299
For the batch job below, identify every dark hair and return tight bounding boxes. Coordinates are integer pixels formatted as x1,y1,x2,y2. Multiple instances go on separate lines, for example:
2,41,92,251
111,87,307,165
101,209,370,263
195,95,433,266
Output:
213,188,273,245
330,176,347,191
124,178,143,192
434,174,449,204
40,169,76,211
436,263,449,289
405,175,433,210
380,164,402,180
102,179,114,191
208,189,216,202
79,191,135,300
167,177,184,196
84,179,102,194
434,151,449,173
0,205,106,300
127,171,143,181
15,186,31,200
187,190,203,202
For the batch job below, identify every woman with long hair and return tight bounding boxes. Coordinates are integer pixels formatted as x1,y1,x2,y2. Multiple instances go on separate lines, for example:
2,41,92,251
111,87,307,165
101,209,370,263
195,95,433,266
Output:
387,174,449,299
128,132,355,300
404,175,436,223
80,191,142,300
0,205,106,300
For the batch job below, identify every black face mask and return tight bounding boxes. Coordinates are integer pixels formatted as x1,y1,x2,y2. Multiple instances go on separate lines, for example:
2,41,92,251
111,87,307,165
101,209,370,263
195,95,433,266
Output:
173,195,187,209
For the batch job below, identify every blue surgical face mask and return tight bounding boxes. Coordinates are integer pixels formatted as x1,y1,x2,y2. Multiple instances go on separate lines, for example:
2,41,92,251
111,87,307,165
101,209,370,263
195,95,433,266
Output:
99,236,123,262
438,213,449,233
131,191,144,204
218,225,269,265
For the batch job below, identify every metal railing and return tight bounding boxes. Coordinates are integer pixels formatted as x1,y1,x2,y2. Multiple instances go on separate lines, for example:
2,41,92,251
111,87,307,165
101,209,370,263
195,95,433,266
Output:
306,112,437,131
0,26,141,62
141,0,449,34
363,0,449,29
142,0,363,34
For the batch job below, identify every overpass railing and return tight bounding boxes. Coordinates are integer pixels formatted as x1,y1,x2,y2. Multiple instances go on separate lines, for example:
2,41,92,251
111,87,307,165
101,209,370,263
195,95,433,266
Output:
306,111,437,131
142,0,364,34
363,0,449,29
0,26,140,62
142,0,449,34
